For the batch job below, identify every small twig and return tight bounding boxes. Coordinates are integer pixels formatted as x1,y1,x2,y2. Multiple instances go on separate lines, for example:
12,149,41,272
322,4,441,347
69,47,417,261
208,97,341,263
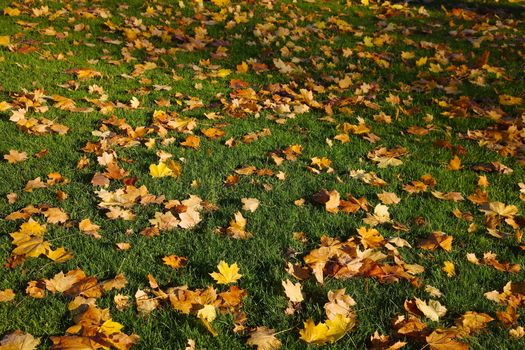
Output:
273,325,297,336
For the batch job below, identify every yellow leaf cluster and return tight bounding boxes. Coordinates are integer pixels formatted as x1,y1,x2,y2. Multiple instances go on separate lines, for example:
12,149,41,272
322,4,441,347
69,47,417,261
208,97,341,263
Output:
299,314,355,345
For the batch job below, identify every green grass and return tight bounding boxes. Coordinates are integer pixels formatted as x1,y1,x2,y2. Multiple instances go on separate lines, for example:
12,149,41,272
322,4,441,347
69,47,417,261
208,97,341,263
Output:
1,0,525,348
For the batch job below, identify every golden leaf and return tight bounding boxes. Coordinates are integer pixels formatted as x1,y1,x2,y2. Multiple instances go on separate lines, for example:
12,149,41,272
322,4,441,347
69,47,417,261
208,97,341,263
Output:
210,261,242,284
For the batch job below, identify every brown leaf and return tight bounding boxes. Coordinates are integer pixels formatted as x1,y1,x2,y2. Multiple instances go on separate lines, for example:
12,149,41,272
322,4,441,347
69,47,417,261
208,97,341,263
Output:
246,327,282,350
163,255,188,269
4,150,28,164
0,330,40,350
426,330,468,350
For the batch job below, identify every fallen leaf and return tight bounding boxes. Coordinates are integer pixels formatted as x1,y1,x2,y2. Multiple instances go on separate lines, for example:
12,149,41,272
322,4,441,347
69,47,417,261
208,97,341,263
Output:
210,261,242,284
282,279,304,303
242,198,260,212
246,327,282,350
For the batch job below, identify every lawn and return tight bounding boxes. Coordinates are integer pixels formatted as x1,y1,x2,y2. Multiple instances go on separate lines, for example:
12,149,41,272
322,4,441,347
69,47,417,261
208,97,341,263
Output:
0,0,525,349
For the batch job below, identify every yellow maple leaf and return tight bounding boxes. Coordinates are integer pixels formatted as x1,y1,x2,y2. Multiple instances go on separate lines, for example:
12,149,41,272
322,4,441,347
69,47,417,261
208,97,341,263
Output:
299,319,330,345
357,226,385,248
443,261,456,277
18,219,46,236
236,61,249,73
300,315,355,345
46,247,73,262
99,319,124,336
325,314,355,342
12,236,50,257
447,155,461,170
162,255,188,269
215,69,231,78
0,36,10,47
499,95,523,106
149,162,173,178
211,0,230,7
311,157,331,170
0,289,15,302
3,7,21,16
166,159,182,178
210,261,242,284
197,304,218,336
416,57,428,66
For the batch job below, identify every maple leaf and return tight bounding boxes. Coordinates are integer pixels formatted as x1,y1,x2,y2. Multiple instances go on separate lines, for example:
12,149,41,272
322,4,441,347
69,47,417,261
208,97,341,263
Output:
47,247,73,262
24,177,47,192
425,285,443,298
202,127,226,139
43,207,68,224
357,226,385,248
102,273,128,291
241,198,260,212
114,294,129,311
282,279,304,303
415,298,447,322
325,314,356,342
180,135,200,149
149,211,179,231
418,232,453,252
3,7,21,16
162,255,188,269
135,289,159,316
499,95,523,106
363,204,392,226
0,289,15,302
225,211,251,239
4,150,28,164
431,191,464,202
246,327,282,350
377,191,401,205
197,304,218,336
456,311,493,335
448,156,462,170
299,314,355,345
0,36,10,47
0,330,40,350
79,219,101,239
443,261,456,277
299,319,330,345
18,219,46,236
311,157,332,170
178,208,201,229
324,289,356,320
481,201,518,218
99,319,124,336
210,261,242,284
509,326,525,339
11,235,50,258
149,162,173,178
425,329,468,350
45,269,86,293
313,189,340,213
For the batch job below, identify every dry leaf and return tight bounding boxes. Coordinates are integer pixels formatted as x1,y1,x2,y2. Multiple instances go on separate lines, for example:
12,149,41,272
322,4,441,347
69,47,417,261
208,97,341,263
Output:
242,198,260,212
